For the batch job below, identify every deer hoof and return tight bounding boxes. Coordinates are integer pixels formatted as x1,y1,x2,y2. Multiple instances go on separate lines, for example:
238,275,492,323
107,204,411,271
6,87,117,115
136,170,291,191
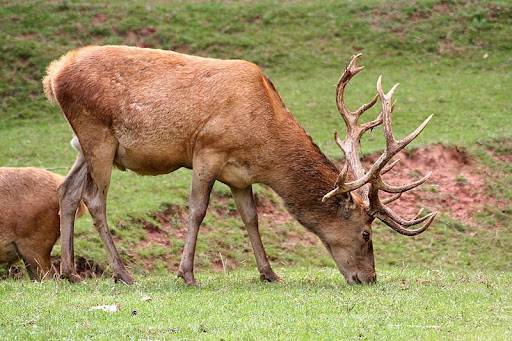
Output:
177,270,198,286
260,271,282,283
113,272,135,285
61,272,82,283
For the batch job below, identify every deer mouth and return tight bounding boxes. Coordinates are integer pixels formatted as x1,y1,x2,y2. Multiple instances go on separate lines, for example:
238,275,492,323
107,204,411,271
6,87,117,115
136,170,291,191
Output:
351,273,362,284
347,271,377,285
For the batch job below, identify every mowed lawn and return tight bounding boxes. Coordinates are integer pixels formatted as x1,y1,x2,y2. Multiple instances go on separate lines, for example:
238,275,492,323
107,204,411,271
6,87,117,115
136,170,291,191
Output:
0,0,511,339
0,268,511,339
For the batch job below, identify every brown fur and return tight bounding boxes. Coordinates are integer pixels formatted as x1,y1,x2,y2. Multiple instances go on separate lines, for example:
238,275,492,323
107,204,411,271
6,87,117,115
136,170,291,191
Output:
0,168,85,280
44,45,376,284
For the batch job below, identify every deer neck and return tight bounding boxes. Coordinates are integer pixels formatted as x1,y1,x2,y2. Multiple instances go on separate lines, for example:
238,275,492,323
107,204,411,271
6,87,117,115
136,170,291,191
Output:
260,124,340,230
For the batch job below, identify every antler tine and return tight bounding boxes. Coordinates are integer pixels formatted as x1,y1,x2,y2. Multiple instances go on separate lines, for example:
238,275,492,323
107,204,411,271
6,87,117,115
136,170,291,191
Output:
381,192,401,205
377,75,398,149
375,211,437,236
354,94,379,117
336,54,379,123
336,53,365,117
380,159,400,175
378,171,432,193
381,205,435,227
396,114,434,150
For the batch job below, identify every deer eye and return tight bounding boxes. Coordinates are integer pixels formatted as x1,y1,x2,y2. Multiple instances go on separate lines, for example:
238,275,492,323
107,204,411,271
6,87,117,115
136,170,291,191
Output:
362,231,370,242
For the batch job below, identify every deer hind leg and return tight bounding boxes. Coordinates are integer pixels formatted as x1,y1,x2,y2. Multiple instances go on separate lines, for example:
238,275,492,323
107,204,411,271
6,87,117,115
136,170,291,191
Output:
59,153,88,282
79,133,134,285
15,241,53,281
177,152,223,285
231,186,281,282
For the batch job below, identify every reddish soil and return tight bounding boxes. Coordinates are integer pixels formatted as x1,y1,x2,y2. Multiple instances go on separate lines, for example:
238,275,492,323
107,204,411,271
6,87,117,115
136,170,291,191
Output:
363,144,502,224
485,139,512,164
131,204,188,271
92,13,108,25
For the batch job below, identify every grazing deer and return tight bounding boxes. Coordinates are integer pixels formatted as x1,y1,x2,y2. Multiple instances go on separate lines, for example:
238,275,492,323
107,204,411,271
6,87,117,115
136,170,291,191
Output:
43,46,436,285
0,168,86,280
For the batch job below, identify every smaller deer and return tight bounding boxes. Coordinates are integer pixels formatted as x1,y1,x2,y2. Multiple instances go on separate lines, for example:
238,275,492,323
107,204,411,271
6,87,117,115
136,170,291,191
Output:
0,168,86,280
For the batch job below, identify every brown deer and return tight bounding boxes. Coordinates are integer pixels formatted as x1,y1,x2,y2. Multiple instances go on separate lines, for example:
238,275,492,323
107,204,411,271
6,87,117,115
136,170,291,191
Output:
0,167,86,280
43,46,436,285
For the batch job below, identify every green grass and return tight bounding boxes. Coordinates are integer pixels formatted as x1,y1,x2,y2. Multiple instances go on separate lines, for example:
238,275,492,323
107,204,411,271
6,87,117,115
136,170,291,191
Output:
0,268,511,339
0,1,511,338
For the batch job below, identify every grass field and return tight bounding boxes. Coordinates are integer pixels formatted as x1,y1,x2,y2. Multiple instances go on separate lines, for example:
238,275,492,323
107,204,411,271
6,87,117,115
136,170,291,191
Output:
1,268,511,339
0,0,511,339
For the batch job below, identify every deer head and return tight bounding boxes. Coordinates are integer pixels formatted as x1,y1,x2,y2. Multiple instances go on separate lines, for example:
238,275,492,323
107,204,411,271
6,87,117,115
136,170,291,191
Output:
321,54,437,284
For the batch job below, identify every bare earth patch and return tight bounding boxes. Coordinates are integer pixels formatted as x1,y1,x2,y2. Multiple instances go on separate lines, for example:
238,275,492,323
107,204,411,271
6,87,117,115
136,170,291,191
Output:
363,144,504,224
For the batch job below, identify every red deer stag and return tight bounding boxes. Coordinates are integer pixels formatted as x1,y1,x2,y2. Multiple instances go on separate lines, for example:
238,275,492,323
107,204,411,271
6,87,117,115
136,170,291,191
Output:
43,46,436,285
0,168,86,280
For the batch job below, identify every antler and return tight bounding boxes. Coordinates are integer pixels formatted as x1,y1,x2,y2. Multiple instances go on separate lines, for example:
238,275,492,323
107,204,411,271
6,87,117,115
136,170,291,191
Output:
322,54,437,236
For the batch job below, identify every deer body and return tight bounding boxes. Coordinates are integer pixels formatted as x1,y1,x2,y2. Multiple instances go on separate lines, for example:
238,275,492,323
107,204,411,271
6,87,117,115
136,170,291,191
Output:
0,168,85,280
47,47,272,179
44,46,434,285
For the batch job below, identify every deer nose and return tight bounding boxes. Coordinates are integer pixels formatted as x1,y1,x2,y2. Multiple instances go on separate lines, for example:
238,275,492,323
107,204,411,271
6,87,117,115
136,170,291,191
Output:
358,271,377,284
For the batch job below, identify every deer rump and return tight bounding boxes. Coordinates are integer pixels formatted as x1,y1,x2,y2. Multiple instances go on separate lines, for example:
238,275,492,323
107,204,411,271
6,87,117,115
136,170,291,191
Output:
0,168,86,280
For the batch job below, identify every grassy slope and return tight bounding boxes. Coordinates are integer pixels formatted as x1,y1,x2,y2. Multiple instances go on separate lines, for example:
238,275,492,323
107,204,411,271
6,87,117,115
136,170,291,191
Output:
0,0,511,283
0,268,511,339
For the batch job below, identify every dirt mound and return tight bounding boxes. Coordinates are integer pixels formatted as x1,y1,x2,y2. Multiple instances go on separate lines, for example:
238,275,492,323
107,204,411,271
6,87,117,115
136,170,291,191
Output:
363,144,500,224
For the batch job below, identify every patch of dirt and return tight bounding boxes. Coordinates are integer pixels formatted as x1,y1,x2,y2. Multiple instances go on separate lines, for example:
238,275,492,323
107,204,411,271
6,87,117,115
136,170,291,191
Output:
254,195,293,226
16,32,38,41
92,13,108,25
484,139,512,163
437,39,465,56
362,144,504,224
432,3,451,15
130,204,187,271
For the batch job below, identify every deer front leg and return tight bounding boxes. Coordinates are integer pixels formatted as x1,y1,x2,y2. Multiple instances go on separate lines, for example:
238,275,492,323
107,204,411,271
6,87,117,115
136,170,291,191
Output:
177,156,219,286
231,186,280,282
